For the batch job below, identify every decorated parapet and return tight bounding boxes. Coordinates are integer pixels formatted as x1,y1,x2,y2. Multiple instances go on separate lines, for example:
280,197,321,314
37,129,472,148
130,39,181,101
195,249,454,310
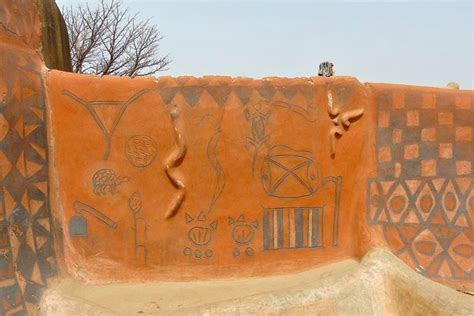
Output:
366,85,473,284
0,0,472,314
45,73,369,280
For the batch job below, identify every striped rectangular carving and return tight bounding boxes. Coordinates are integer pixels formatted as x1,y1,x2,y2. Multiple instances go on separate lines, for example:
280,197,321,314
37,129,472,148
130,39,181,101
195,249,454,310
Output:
263,207,324,250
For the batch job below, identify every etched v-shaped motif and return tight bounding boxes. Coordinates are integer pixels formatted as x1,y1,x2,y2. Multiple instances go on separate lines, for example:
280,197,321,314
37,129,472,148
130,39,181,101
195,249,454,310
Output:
62,89,149,160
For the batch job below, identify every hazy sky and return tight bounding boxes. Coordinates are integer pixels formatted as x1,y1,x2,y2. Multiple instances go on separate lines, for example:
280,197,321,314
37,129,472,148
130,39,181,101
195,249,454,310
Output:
56,0,473,89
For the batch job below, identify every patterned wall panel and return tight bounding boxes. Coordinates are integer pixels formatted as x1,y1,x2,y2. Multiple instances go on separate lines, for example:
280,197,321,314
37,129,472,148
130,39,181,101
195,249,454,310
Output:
0,48,58,315
368,89,473,280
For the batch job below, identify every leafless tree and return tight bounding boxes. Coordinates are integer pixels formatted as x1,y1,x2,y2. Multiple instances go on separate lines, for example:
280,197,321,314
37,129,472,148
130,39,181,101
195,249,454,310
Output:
63,0,170,77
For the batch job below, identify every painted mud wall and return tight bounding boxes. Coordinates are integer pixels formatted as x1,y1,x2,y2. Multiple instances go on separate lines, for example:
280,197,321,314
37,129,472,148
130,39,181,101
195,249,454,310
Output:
0,0,472,314
365,85,473,290
47,73,369,282
45,73,473,290
0,1,58,314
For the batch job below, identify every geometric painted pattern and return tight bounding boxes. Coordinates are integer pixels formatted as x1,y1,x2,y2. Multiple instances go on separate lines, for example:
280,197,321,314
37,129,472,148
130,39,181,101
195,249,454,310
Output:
263,207,324,250
368,89,473,281
0,51,58,315
157,82,318,109
375,91,472,180
368,177,473,279
156,80,321,222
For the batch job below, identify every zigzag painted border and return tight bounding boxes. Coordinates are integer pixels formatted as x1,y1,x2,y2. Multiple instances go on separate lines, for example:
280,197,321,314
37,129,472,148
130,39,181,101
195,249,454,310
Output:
0,51,57,314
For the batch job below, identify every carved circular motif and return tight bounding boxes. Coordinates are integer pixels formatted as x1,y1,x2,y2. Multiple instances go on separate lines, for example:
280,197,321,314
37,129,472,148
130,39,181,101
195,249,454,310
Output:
194,249,202,259
183,247,192,256
204,249,213,258
125,135,158,168
245,247,255,257
232,248,240,257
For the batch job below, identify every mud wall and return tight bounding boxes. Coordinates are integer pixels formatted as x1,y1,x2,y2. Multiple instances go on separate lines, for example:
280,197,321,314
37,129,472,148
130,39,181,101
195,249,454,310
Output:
0,1,58,315
44,73,473,291
46,73,369,281
0,0,472,314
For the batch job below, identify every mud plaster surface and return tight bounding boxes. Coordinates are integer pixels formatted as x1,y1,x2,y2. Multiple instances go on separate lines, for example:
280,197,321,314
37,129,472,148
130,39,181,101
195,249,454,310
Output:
40,248,474,315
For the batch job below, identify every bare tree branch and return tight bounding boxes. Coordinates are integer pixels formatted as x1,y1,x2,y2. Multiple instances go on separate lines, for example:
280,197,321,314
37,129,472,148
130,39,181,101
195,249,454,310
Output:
63,0,170,77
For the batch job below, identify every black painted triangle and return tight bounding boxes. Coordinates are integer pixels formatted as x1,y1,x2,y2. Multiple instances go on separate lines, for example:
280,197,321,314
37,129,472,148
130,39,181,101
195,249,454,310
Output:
23,106,44,126
430,226,457,249
24,280,45,303
206,86,231,107
16,243,37,279
27,182,46,201
234,86,252,105
32,204,49,220
158,87,178,105
335,87,353,104
25,143,45,165
181,87,203,107
299,87,315,101
256,85,275,101
282,88,297,100
32,217,50,237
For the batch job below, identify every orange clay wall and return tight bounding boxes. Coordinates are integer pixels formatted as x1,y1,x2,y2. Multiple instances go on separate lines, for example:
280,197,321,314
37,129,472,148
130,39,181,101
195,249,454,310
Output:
0,0,472,314
0,1,58,315
46,73,370,282
44,72,473,290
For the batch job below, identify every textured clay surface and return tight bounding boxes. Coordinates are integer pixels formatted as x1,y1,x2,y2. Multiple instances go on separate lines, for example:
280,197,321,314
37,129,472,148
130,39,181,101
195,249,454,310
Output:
46,72,372,283
0,0,472,315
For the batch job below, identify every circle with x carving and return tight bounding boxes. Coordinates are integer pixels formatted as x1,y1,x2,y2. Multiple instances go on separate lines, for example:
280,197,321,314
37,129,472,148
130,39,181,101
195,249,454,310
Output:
261,145,319,198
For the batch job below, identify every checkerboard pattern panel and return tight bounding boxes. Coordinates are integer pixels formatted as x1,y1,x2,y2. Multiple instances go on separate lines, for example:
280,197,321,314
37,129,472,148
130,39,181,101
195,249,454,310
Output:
369,88,473,282
376,91,473,180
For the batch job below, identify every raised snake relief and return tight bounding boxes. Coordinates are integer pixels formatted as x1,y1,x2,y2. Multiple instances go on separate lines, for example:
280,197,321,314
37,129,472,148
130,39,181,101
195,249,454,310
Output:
164,105,187,219
327,90,364,157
